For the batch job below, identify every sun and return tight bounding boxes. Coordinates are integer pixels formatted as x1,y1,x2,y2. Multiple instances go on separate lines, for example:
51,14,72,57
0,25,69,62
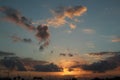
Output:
62,68,74,75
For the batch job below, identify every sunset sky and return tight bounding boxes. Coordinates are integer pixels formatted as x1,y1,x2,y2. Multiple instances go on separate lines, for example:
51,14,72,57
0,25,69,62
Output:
0,0,120,78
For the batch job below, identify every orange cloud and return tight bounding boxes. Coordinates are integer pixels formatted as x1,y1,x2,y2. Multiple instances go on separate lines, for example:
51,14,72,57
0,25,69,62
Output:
69,23,76,29
112,36,120,42
46,5,87,29
64,6,87,19
47,16,66,27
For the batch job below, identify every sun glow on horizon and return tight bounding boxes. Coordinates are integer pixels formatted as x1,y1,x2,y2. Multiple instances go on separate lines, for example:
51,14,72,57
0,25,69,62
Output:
62,68,75,76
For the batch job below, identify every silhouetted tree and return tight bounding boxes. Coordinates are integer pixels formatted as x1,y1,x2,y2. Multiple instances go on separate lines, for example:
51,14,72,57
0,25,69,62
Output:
71,77,77,80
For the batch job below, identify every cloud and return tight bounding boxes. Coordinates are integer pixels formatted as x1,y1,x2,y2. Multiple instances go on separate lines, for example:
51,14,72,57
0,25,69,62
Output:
74,18,80,22
47,16,67,27
111,36,120,42
82,29,95,34
0,51,15,56
81,61,117,73
0,6,35,31
88,51,119,57
69,23,76,29
81,54,120,73
2,56,26,71
60,53,66,56
1,56,62,72
70,51,120,73
68,53,74,57
0,6,86,51
59,53,74,57
34,63,62,72
21,58,49,65
63,5,87,18
46,5,87,29
11,35,32,43
36,25,50,51
19,57,50,71
0,6,50,50
23,38,32,43
87,51,120,61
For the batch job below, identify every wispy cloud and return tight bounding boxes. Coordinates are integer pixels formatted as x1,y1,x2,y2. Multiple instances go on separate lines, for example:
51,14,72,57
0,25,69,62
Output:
69,23,76,29
0,51,15,56
88,51,119,56
11,35,32,43
111,36,120,42
82,28,95,34
46,5,87,29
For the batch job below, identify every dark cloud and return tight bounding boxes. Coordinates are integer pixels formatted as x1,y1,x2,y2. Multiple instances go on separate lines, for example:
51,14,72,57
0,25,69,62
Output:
36,25,50,51
0,56,62,72
81,61,117,73
59,53,74,57
39,41,49,51
1,57,26,71
0,6,50,50
22,38,32,43
11,35,32,43
50,50,54,54
21,58,49,65
36,25,49,41
88,51,120,56
20,58,50,71
68,53,74,57
0,51,15,56
34,63,62,72
0,6,35,31
60,53,66,56
71,51,120,73
10,25,50,51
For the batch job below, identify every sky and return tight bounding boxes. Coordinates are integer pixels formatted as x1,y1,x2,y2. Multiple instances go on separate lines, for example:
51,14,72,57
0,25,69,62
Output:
0,0,120,78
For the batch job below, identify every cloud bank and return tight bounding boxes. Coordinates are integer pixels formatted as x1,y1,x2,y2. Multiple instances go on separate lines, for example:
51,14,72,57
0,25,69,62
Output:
70,51,120,73
34,63,62,72
81,54,120,73
0,55,62,72
0,51,15,56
